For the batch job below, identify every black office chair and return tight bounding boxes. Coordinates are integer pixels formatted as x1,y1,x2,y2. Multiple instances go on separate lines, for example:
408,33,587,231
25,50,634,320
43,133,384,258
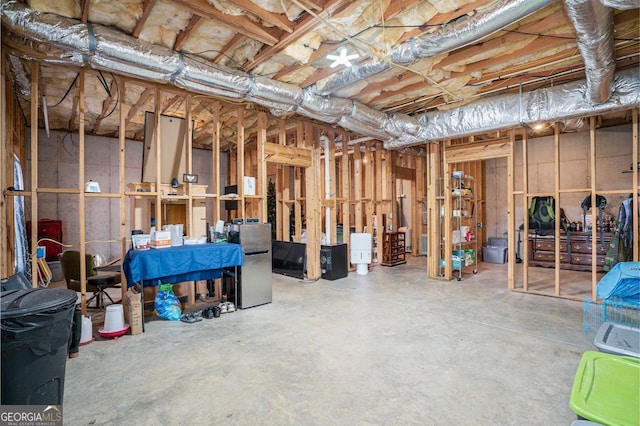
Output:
58,250,122,309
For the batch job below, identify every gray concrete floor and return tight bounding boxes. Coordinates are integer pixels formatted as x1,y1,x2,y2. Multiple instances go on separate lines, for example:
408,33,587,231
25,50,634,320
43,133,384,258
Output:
63,258,592,425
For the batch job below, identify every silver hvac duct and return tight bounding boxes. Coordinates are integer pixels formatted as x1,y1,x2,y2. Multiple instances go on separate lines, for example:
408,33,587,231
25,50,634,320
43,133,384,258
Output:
314,0,553,95
384,68,640,149
0,2,425,143
562,0,616,103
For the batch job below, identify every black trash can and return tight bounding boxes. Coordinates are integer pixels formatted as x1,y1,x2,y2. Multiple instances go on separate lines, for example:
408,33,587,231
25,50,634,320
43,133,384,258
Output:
1,288,77,405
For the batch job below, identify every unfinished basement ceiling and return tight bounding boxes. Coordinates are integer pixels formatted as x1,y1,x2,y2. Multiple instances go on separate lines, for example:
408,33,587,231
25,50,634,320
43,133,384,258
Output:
1,0,639,149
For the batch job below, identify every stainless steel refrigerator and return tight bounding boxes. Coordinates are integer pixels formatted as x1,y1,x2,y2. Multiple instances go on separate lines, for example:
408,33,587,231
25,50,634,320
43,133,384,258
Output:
233,223,272,309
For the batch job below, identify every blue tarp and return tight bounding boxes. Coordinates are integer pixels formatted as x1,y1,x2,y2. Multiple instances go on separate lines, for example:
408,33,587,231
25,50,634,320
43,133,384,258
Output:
596,262,640,304
123,243,243,287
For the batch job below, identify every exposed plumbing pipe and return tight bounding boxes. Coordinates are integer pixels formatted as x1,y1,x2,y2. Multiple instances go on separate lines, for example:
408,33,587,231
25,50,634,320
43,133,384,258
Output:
320,135,331,245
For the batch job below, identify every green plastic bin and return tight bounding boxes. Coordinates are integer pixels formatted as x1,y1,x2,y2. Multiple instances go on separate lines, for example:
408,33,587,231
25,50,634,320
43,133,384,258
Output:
570,351,640,426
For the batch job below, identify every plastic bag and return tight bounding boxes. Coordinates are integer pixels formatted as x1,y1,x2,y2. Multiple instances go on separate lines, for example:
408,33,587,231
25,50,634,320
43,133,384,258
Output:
154,283,181,321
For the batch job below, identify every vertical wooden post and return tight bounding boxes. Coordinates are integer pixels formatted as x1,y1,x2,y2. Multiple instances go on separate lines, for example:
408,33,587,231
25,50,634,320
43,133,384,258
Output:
353,143,363,232
185,95,194,236
427,143,441,277
78,69,88,314
29,64,39,288
341,132,350,251
237,107,245,219
364,142,373,238
328,133,337,244
443,147,452,280
553,122,561,296
507,129,515,290
305,147,321,280
414,152,425,257
119,78,127,299
590,116,598,299
153,89,162,229
257,112,267,222
522,129,530,290
212,101,221,223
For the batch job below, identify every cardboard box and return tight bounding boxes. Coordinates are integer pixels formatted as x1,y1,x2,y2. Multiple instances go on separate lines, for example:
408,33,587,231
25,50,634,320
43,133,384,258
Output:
124,290,143,335
151,230,171,248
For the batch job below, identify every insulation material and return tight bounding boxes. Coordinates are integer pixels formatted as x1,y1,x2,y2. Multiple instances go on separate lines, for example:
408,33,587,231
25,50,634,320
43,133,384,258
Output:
27,0,80,18
329,0,390,36
181,21,236,61
258,0,304,20
138,2,192,49
208,0,246,16
318,0,553,95
279,65,317,85
223,39,263,68
429,0,477,13
8,55,30,96
481,41,577,75
87,0,144,34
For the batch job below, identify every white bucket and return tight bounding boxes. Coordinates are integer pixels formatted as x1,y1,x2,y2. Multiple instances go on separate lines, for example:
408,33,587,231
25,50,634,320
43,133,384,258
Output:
103,304,126,332
80,315,94,345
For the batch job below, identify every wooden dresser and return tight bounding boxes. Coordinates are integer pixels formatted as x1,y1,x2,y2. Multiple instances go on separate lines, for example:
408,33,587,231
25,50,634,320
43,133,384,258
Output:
527,231,612,271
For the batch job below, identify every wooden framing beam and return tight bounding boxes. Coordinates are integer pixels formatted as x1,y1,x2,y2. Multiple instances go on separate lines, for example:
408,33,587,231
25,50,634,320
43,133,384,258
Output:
173,15,204,52
213,34,246,65
212,101,221,221
92,77,118,134
132,0,158,38
553,122,561,296
257,112,267,221
30,63,39,287
264,142,312,167
125,87,154,128
169,0,279,46
244,0,352,70
78,69,88,313
225,0,294,33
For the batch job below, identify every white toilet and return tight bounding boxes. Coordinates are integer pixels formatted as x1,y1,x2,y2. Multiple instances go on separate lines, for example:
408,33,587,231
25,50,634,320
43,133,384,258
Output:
350,233,372,275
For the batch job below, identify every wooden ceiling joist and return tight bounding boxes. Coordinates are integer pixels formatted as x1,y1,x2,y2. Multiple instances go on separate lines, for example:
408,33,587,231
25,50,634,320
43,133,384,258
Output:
214,33,246,65
244,0,353,71
92,78,119,134
125,87,154,127
173,15,204,52
168,0,279,46
80,0,90,23
132,0,158,38
225,0,294,33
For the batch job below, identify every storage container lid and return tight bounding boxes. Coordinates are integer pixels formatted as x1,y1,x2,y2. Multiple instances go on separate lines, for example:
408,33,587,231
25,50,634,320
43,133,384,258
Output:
1,288,77,319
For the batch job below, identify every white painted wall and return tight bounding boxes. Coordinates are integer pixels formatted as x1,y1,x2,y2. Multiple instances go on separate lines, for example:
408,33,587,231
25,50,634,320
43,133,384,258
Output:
485,123,636,243
25,128,219,261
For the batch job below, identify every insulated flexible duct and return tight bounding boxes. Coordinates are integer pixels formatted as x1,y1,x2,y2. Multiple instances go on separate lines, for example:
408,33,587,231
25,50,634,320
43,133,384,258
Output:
314,0,553,95
562,0,616,103
384,68,640,148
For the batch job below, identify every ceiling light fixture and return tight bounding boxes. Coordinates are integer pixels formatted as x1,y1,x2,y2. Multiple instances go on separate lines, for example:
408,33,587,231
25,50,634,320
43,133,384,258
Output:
327,47,359,68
